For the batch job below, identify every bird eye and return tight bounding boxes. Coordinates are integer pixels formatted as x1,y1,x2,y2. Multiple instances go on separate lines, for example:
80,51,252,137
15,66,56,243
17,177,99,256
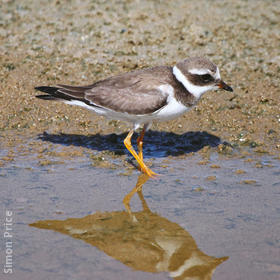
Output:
200,74,213,82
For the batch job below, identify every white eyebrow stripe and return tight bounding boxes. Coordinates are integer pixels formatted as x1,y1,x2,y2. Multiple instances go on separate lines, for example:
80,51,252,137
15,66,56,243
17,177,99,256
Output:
215,67,221,80
188,68,210,75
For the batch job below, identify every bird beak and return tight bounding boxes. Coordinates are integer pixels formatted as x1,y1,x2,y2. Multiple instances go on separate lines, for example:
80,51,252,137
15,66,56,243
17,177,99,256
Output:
217,80,233,92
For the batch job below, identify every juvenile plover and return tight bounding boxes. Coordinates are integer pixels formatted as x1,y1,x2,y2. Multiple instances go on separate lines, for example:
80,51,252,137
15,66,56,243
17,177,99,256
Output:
35,57,233,177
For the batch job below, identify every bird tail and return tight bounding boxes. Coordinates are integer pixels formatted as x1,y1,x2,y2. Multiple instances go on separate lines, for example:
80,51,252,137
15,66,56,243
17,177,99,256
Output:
35,84,90,102
35,86,67,101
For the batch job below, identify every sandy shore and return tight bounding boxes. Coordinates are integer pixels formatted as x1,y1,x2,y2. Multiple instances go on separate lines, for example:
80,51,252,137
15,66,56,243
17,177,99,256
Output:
1,0,279,163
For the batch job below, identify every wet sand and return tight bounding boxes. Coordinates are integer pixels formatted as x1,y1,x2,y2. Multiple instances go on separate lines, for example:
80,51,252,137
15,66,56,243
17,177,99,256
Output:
0,0,280,279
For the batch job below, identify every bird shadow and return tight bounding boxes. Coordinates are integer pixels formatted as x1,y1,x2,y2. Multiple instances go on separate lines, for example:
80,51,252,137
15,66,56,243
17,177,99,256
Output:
38,130,224,158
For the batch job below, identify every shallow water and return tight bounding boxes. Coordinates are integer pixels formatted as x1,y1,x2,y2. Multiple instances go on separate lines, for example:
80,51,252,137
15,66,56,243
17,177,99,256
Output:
1,148,279,280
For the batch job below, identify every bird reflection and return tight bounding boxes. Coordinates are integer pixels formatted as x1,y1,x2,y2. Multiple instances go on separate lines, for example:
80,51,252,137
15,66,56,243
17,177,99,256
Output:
30,174,228,279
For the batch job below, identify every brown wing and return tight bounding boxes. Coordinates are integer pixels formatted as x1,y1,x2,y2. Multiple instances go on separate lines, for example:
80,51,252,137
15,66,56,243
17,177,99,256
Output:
37,66,172,115
83,69,170,115
85,86,167,115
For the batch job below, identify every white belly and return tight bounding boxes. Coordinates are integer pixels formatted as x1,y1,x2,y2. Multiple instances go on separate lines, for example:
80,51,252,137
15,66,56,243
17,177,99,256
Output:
153,96,190,121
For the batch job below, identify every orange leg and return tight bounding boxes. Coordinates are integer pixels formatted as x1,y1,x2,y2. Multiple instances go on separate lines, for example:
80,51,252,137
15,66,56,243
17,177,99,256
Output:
137,126,146,161
124,129,157,177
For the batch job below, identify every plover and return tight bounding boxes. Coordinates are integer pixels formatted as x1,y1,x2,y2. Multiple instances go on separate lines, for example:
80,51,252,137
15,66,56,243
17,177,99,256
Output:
35,57,233,177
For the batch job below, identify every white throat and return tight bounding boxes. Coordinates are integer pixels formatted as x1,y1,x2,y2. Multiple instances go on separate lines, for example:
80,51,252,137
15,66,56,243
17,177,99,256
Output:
172,66,215,99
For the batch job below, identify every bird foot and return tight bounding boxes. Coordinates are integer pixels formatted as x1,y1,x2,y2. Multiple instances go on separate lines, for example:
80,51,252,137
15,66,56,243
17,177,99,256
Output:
140,166,159,178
